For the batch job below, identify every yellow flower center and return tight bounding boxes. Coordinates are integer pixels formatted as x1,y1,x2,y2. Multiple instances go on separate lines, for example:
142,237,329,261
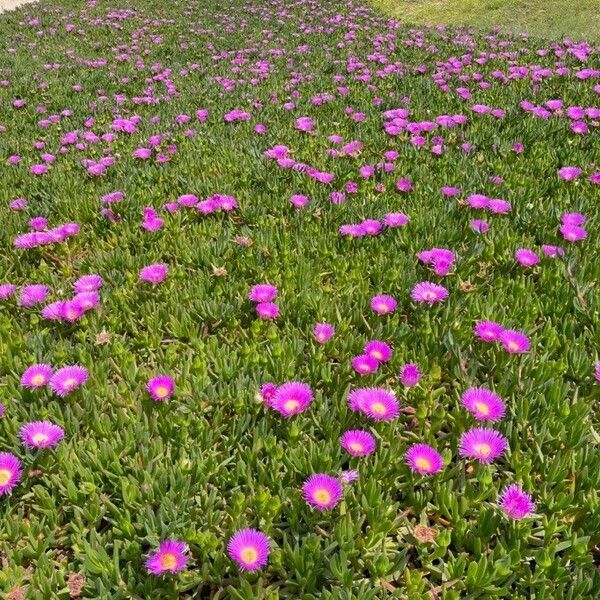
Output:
349,442,363,452
423,291,436,301
474,401,490,415
507,341,519,352
283,399,299,412
63,378,77,389
370,401,386,415
241,546,258,564
0,469,11,485
314,489,331,505
160,553,177,569
474,443,491,457
415,457,431,471
32,374,46,385
155,386,169,398
371,351,383,360
376,303,389,313
32,433,49,444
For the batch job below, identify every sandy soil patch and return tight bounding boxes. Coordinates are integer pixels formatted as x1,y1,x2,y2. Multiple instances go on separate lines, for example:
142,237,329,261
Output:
0,0,36,12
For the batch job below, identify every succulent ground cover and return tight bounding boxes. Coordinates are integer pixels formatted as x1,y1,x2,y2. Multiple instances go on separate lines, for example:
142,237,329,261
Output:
0,0,599,598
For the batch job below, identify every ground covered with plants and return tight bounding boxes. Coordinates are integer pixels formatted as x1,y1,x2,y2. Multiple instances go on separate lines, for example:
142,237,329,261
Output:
0,0,599,598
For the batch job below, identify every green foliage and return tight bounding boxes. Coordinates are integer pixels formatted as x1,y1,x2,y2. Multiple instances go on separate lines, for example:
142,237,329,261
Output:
0,0,599,598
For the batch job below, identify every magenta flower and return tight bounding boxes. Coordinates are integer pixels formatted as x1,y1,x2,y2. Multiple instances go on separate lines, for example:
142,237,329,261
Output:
561,212,586,226
417,248,455,276
19,421,64,448
49,365,89,396
256,302,279,320
270,381,313,417
364,340,392,363
19,285,49,307
405,443,444,475
400,363,421,387
515,248,539,267
471,219,489,233
411,282,449,304
73,274,103,293
348,387,399,421
384,212,409,227
295,116,314,132
147,375,175,401
395,178,413,192
558,166,582,181
248,284,278,303
499,330,530,354
259,383,277,403
340,430,376,457
290,194,309,208
352,354,379,376
21,364,53,389
73,292,100,312
595,362,600,383
41,301,64,321
370,294,397,315
227,529,270,572
302,473,343,510
542,245,564,258
145,540,188,575
459,428,508,463
461,388,505,421
0,452,22,495
0,284,16,300
58,301,85,322
474,320,504,343
488,199,511,214
139,263,168,284
560,224,587,242
498,484,536,519
313,323,334,344
467,194,489,209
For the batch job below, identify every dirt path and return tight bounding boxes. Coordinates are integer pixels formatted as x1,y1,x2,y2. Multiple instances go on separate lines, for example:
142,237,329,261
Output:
0,0,36,12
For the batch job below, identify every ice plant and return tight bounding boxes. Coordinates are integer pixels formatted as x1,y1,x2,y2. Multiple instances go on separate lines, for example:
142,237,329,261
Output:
19,284,49,307
340,430,376,457
459,428,508,463
0,452,22,495
499,330,530,354
21,364,53,389
227,529,270,572
145,540,188,575
19,421,64,448
348,387,399,421
498,484,536,519
370,294,397,315
474,320,504,343
147,375,175,401
515,248,539,267
405,443,444,475
364,340,392,363
270,382,313,417
256,302,279,319
139,263,168,284
461,388,505,421
248,284,278,303
400,363,421,387
411,282,449,304
352,354,379,376
259,383,278,403
313,323,334,344
302,473,343,510
49,365,89,396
